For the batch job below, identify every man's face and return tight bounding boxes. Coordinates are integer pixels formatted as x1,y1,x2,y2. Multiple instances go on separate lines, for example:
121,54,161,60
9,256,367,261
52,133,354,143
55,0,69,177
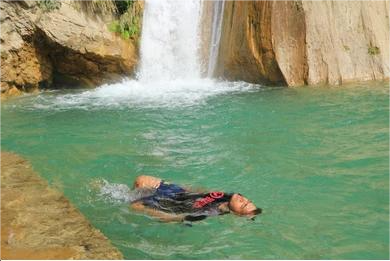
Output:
229,193,257,215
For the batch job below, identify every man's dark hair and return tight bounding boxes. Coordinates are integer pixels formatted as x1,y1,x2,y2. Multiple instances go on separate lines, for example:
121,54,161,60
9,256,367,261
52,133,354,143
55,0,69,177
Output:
249,208,262,221
252,208,262,215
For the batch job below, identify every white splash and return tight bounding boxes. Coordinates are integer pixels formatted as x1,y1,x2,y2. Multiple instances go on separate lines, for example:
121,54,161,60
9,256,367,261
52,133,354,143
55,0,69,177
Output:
27,79,258,110
97,179,156,204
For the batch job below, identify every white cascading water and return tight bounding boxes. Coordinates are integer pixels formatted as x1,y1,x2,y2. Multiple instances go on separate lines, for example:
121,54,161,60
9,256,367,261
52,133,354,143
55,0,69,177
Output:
207,0,225,77
137,0,202,82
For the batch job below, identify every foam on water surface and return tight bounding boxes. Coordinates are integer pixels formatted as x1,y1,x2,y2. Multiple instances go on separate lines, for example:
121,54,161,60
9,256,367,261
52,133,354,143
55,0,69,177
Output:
7,79,261,111
93,179,156,204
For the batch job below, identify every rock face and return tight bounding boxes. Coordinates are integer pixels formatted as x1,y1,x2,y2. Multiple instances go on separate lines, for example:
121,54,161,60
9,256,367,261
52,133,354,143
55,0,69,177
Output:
301,0,389,85
215,1,286,85
215,0,389,86
0,0,140,98
1,151,123,259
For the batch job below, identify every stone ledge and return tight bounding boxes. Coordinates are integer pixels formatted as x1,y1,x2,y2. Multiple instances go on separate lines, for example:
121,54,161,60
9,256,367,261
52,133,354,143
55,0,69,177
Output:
1,151,123,260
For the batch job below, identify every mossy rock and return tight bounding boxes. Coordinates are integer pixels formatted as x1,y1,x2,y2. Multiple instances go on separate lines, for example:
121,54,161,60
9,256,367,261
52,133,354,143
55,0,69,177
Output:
368,46,380,55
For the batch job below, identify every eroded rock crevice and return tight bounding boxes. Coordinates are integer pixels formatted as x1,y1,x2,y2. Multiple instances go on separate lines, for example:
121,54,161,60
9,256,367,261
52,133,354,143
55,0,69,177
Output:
1,0,141,97
215,0,286,85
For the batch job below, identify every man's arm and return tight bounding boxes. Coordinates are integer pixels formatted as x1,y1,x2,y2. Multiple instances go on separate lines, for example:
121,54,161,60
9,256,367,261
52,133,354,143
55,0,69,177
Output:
131,202,186,222
181,185,206,193
133,175,207,193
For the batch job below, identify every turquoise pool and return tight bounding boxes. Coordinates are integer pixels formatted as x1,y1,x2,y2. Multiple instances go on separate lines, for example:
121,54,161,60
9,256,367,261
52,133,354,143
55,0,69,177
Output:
1,80,389,259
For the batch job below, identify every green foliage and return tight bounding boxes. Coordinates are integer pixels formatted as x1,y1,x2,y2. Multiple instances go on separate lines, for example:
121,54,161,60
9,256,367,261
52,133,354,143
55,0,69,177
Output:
368,46,380,55
343,45,350,51
121,30,130,40
108,16,140,40
67,1,141,41
38,0,61,12
107,1,141,41
108,20,120,33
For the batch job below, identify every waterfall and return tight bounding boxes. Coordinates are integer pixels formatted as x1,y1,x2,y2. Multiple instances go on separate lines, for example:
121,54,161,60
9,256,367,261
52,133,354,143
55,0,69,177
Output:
207,0,225,78
137,0,202,82
41,0,254,109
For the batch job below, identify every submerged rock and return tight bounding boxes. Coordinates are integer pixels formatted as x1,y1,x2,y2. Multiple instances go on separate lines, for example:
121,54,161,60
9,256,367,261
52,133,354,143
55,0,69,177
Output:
0,151,123,259
0,0,141,98
215,0,389,86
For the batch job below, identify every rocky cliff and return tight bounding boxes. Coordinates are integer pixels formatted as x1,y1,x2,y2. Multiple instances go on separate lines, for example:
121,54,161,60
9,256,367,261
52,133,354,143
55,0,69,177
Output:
0,0,142,98
215,0,389,86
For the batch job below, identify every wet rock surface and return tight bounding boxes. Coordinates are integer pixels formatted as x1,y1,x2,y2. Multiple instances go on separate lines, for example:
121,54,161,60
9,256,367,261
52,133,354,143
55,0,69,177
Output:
1,151,123,259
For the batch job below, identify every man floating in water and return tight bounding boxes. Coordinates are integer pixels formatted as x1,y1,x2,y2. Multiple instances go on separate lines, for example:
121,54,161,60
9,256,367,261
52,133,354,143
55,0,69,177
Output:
130,175,262,222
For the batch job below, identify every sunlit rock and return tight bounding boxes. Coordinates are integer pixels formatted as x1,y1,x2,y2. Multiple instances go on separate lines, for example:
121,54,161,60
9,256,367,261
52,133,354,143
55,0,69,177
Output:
0,0,142,97
1,151,123,259
216,0,389,86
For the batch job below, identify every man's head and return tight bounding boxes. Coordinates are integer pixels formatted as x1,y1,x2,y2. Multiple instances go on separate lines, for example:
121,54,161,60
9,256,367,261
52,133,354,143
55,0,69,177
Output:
228,193,262,216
